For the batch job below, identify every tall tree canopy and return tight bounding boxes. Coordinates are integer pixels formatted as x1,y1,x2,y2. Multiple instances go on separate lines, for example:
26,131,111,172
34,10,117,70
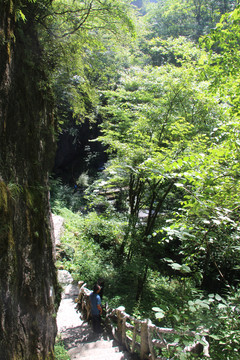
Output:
96,39,234,296
144,0,237,40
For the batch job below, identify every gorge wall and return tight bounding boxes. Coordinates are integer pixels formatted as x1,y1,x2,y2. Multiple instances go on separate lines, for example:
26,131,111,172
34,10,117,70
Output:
0,1,59,359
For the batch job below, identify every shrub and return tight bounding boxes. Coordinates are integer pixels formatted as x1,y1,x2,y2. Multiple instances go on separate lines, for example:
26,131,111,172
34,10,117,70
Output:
54,209,123,287
50,177,85,213
54,339,70,360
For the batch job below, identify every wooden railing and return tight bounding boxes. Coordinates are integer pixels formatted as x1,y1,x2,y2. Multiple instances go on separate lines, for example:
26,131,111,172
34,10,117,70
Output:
76,282,210,360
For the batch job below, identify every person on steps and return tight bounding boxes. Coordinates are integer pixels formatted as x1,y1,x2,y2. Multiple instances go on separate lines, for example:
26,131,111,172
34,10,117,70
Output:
97,278,104,300
90,283,102,333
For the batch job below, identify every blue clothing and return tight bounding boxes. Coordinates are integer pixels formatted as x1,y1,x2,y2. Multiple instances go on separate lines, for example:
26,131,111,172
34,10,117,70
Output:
90,292,101,316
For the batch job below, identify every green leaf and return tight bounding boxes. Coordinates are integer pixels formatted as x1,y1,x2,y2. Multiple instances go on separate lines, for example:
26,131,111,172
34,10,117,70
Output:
170,263,182,271
215,294,222,301
152,307,162,312
209,334,221,340
155,311,165,319
218,303,227,309
152,307,165,319
175,183,184,187
16,9,26,22
181,264,191,273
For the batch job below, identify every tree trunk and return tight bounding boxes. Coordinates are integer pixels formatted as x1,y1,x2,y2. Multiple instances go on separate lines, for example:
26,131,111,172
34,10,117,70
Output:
136,264,148,302
0,1,60,359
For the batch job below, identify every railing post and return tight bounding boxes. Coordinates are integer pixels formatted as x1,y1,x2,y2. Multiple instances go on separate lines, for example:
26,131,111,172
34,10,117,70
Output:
147,320,156,360
116,306,125,344
122,316,129,350
140,319,150,360
76,282,210,359
131,320,138,354
86,295,91,320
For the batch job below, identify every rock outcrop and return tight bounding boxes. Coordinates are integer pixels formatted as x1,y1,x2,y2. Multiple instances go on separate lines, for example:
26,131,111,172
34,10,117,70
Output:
0,1,59,359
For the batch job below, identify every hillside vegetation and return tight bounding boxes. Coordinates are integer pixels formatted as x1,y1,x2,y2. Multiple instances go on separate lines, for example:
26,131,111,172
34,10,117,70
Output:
50,1,240,359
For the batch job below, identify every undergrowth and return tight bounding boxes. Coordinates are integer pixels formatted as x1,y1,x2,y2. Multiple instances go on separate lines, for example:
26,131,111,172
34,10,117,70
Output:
54,207,211,325
54,338,70,360
53,198,240,359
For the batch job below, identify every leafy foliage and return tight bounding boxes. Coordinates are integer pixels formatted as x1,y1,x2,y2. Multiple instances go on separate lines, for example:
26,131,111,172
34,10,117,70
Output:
209,288,240,359
50,178,85,212
55,207,124,285
46,0,136,123
54,338,70,360
144,0,237,40
49,1,240,359
96,47,231,296
201,5,240,116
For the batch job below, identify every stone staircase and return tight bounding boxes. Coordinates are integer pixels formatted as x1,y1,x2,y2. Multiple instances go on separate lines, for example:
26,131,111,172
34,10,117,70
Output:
57,273,134,360
68,337,132,360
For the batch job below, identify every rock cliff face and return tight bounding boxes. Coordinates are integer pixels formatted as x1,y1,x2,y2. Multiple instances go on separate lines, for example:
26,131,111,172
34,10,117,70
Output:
0,1,59,359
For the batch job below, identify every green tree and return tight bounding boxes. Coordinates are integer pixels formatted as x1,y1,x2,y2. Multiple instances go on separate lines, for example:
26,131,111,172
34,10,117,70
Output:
47,0,136,122
97,44,224,299
144,0,237,40
162,119,240,290
164,5,240,291
201,5,240,116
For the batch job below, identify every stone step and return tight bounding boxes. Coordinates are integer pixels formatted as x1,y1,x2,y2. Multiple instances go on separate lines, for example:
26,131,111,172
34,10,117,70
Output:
69,345,131,360
68,339,132,360
70,339,119,351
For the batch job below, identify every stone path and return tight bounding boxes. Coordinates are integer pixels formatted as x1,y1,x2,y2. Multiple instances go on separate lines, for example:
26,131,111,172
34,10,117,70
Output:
56,278,133,360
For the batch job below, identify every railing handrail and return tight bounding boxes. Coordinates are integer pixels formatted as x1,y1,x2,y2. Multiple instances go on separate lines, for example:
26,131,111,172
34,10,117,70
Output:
76,282,210,360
